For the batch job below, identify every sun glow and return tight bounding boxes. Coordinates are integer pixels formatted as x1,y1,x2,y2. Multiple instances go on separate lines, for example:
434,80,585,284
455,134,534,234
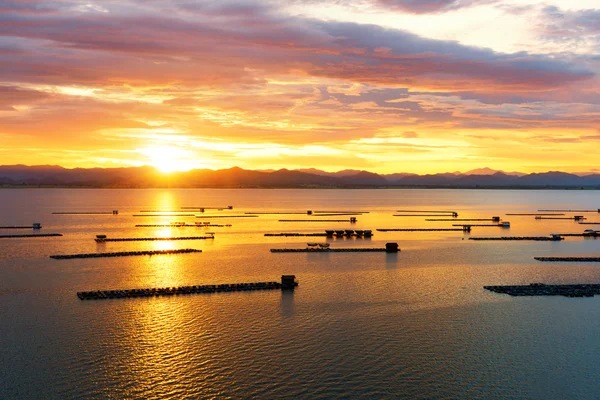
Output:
139,146,199,173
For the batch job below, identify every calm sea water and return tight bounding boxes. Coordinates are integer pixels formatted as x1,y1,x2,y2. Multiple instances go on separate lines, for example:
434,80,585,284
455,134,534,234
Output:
1,189,600,399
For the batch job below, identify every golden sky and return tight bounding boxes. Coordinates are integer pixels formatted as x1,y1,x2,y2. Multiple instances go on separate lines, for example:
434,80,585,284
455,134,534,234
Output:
1,0,599,174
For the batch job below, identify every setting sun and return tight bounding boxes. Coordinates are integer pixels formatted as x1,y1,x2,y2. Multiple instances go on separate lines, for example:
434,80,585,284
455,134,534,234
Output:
138,146,199,173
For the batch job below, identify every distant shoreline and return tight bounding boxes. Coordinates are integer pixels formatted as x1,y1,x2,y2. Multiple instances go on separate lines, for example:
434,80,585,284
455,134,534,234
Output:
1,185,599,190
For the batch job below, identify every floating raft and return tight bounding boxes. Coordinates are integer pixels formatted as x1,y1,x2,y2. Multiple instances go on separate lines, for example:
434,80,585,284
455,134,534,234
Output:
314,211,369,214
554,232,599,237
426,218,495,221
95,236,215,242
470,236,563,241
377,228,465,232
396,210,456,214
0,233,62,238
271,243,399,253
133,214,195,217
534,257,600,262
539,209,599,213
279,219,352,222
265,233,328,237
271,248,391,253
484,283,600,297
77,276,298,301
245,212,307,215
50,248,202,260
135,224,231,227
579,222,600,225
394,214,458,217
196,215,258,218
52,212,117,215
535,217,586,221
181,206,233,210
452,224,500,227
0,226,41,229
506,213,564,216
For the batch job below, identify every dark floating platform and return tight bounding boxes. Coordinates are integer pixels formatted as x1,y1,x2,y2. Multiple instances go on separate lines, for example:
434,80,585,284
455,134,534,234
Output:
133,214,195,217
181,206,233,210
579,222,600,225
535,216,586,220
279,219,353,222
0,225,41,229
53,211,118,215
396,210,456,214
470,236,563,241
534,256,600,262
245,212,307,215
0,233,62,238
484,283,600,297
394,214,458,217
313,211,369,214
135,224,231,227
506,213,564,216
196,215,258,218
271,243,399,253
50,248,202,260
95,236,215,242
426,218,495,221
77,275,298,301
538,209,599,213
271,248,390,253
377,228,465,232
453,224,501,227
265,233,328,237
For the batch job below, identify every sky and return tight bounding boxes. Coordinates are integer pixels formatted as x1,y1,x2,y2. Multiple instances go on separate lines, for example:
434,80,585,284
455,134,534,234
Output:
1,0,599,174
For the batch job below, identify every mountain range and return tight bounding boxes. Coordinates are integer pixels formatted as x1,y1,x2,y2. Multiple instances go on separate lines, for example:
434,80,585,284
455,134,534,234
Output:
1,165,599,188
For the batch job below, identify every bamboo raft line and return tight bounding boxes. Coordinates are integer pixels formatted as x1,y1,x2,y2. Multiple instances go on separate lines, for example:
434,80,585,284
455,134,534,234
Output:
270,247,396,253
95,236,215,242
265,233,328,237
50,249,202,260
506,213,565,216
313,211,369,214
196,215,258,218
138,210,183,213
553,233,599,237
181,206,233,210
0,233,62,238
394,214,459,217
579,222,600,225
425,218,495,221
312,213,363,216
244,212,308,215
135,224,231,227
279,219,353,222
534,257,600,262
484,283,600,297
377,228,465,232
0,226,41,229
469,236,564,241
396,210,456,214
133,214,195,217
452,224,501,227
538,209,600,213
52,212,116,215
535,217,586,220
77,277,298,300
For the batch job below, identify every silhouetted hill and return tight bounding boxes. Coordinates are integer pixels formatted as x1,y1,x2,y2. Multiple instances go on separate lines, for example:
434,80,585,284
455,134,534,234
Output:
0,165,599,188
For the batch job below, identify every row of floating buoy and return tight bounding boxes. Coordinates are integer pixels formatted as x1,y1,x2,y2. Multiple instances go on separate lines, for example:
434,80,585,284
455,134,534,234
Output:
94,234,214,242
50,248,202,259
0,223,42,229
0,233,62,239
271,242,399,253
534,256,600,262
485,283,600,297
77,275,298,300
325,229,371,237
469,236,564,241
